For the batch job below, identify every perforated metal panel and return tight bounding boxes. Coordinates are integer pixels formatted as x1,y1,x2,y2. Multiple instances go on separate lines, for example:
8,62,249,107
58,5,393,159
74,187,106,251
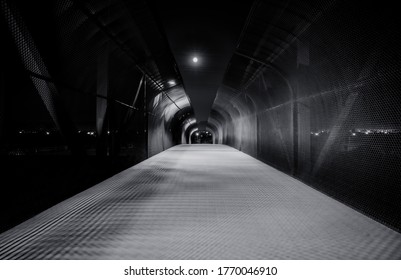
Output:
1,145,401,259
0,0,191,234
0,0,190,156
211,0,401,231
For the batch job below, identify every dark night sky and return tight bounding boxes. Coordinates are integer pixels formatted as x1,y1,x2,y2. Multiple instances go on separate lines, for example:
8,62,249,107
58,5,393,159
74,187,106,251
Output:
150,1,252,122
3,1,252,128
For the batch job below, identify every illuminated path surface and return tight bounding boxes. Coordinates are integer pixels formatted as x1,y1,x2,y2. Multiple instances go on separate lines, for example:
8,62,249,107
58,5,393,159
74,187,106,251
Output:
1,144,401,259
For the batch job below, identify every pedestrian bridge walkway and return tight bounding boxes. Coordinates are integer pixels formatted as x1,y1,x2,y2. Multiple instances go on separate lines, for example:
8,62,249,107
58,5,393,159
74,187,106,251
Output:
1,145,400,259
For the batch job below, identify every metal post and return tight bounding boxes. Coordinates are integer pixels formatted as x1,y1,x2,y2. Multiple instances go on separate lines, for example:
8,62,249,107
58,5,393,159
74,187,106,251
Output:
143,78,148,158
1,0,83,155
0,67,4,149
123,75,144,126
96,44,109,156
292,79,299,176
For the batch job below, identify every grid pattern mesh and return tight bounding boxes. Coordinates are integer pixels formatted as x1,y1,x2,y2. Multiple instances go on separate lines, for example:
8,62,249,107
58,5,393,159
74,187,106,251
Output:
1,145,401,259
211,0,401,231
0,0,191,234
0,0,189,156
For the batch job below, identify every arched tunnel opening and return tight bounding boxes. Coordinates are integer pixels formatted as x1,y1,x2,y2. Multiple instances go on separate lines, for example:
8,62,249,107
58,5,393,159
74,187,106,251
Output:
0,0,401,262
190,130,213,144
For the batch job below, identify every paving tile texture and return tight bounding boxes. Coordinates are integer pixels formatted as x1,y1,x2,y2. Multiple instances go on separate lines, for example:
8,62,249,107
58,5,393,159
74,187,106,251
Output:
1,144,401,259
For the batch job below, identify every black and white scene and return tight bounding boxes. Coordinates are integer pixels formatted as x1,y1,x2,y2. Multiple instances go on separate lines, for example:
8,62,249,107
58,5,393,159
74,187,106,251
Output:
0,0,401,260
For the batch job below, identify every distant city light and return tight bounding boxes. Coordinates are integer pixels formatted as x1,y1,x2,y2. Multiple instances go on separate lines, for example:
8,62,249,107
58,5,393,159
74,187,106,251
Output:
192,57,198,63
46,132,50,135
352,133,356,136
354,128,398,135
314,133,319,136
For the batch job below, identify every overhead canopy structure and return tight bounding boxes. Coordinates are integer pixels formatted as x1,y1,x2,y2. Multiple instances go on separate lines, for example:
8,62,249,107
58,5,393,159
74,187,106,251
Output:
150,0,252,123
1,0,401,239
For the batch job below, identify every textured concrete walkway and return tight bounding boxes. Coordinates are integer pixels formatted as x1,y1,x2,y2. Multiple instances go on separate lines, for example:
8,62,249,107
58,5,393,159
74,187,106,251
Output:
1,144,401,259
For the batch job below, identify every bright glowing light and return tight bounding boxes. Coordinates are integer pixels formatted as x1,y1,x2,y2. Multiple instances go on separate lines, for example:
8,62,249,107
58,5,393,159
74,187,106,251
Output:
46,132,50,135
168,80,176,86
195,132,199,136
352,133,356,136
192,57,198,63
314,133,319,136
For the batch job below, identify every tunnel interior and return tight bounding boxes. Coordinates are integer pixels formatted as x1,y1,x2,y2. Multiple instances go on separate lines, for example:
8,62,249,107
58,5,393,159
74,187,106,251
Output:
190,130,213,144
0,0,401,241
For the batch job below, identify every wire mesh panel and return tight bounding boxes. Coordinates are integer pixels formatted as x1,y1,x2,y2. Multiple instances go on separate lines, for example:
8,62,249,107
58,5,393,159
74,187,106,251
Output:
1,145,401,259
212,0,401,231
0,0,191,232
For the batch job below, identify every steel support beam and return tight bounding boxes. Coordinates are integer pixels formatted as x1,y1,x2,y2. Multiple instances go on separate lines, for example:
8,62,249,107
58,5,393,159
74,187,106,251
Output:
0,0,83,154
0,67,4,148
144,78,148,158
96,44,109,156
